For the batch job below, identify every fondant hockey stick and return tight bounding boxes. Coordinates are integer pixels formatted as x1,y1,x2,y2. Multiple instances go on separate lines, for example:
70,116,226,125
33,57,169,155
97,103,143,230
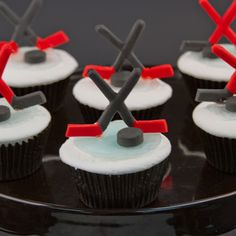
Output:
0,42,46,109
0,0,69,51
66,69,167,137
181,0,236,54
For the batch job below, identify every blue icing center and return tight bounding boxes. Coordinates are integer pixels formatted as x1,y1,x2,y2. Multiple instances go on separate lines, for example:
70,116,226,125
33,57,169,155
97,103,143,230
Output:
72,121,162,161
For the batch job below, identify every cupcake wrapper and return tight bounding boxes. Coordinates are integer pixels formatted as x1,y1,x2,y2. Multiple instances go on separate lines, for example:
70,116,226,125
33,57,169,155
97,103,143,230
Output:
77,101,164,124
180,104,203,151
71,158,169,209
200,129,236,174
12,77,70,113
0,126,50,181
181,73,227,102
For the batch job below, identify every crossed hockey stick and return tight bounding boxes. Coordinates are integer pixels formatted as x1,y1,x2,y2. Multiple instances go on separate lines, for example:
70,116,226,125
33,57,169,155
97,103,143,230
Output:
66,69,168,137
181,0,236,53
0,0,69,51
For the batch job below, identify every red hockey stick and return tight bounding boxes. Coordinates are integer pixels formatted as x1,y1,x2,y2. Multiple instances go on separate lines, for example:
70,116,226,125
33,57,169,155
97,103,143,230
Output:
212,44,236,94
141,65,174,79
0,43,16,103
36,31,69,50
199,0,236,45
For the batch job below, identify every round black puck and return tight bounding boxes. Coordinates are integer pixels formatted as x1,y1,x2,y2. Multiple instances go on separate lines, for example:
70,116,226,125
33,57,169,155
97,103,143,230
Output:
117,127,144,147
202,46,217,59
225,96,236,112
24,50,46,64
111,71,132,87
0,105,11,122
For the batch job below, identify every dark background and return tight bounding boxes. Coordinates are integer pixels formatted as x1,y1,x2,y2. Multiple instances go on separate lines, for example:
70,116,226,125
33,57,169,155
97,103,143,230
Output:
0,0,234,67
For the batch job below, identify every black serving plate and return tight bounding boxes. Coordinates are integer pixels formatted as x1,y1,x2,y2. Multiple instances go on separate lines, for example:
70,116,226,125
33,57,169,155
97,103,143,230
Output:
1,71,236,236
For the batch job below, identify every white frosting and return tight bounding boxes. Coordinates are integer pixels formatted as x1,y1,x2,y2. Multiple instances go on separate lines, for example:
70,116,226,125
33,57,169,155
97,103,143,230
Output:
0,98,51,145
73,77,173,110
3,47,78,87
177,44,236,82
59,120,171,175
193,102,236,138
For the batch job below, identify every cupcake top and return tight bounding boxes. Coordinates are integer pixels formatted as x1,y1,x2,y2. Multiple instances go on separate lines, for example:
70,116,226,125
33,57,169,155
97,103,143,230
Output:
0,98,51,145
178,0,236,82
193,102,236,138
73,77,172,110
60,120,171,175
3,46,78,87
0,0,78,88
177,44,236,82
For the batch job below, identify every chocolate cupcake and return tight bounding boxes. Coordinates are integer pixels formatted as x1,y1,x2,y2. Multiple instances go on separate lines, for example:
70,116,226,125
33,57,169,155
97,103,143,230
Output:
0,0,78,112
73,19,174,123
193,102,236,174
177,0,236,101
0,43,51,181
193,44,236,174
60,68,171,208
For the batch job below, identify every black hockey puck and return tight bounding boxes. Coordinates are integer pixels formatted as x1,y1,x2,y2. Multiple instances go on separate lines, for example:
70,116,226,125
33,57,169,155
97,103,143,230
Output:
117,127,143,147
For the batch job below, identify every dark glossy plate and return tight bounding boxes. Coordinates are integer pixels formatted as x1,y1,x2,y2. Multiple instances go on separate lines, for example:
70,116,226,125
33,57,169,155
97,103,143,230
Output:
1,71,236,236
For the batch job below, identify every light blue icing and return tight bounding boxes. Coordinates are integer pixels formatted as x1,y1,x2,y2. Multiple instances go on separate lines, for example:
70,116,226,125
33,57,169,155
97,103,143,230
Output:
71,120,161,161
0,99,51,145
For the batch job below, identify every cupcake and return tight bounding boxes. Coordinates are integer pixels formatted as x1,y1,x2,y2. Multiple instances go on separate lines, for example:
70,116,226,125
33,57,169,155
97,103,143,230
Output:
0,0,78,112
60,69,171,208
0,43,51,181
73,19,174,123
178,44,235,100
193,44,236,174
177,0,236,101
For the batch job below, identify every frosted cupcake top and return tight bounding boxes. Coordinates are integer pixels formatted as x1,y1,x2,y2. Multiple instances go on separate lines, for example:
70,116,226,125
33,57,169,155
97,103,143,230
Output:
177,44,236,82
73,77,172,110
60,120,171,175
0,98,51,145
3,47,78,88
193,102,236,138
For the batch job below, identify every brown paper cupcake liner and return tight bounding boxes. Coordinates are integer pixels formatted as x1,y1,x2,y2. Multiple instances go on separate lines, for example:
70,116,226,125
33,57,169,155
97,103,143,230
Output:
181,73,227,102
12,77,70,113
199,129,236,174
0,126,50,181
77,101,164,124
71,157,169,209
